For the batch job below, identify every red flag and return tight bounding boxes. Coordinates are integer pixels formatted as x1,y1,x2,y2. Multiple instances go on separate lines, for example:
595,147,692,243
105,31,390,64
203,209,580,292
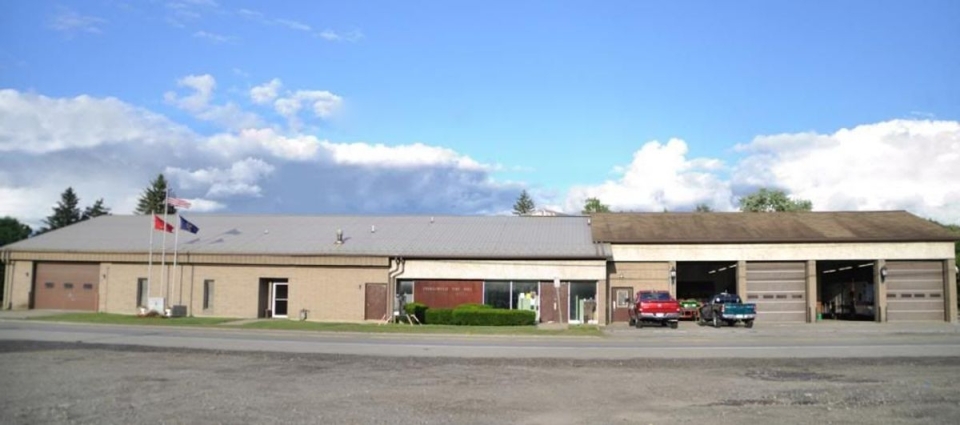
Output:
153,215,174,233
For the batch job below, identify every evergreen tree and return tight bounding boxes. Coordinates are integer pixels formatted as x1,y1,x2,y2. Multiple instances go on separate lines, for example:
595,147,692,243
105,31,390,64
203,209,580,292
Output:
135,174,177,215
81,198,112,221
694,203,713,212
41,187,82,232
512,189,535,215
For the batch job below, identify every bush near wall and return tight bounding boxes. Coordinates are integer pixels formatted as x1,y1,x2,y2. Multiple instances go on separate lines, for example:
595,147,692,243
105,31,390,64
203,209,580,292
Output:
404,302,428,324
452,308,536,326
425,308,454,325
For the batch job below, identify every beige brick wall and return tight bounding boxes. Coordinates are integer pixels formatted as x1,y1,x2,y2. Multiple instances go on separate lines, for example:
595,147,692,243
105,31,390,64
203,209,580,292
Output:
102,262,388,321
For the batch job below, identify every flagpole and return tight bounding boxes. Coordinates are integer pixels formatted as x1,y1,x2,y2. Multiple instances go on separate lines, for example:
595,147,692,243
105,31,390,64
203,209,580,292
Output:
147,214,155,310
173,213,180,307
161,188,169,311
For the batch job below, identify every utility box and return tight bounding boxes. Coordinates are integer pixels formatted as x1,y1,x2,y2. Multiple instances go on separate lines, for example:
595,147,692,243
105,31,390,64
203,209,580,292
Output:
148,297,165,313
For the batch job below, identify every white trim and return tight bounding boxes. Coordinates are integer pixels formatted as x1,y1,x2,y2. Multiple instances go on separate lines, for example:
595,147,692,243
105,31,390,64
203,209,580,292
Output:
271,282,288,318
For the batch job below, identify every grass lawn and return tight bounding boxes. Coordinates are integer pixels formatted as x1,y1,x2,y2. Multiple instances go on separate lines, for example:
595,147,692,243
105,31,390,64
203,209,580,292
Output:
241,320,604,337
31,312,234,326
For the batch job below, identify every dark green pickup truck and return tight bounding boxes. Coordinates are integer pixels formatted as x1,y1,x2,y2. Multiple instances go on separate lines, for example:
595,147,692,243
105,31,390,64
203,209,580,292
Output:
698,292,757,328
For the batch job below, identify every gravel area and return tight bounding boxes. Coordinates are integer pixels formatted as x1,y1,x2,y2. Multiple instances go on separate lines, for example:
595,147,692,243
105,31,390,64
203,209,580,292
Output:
1,340,958,424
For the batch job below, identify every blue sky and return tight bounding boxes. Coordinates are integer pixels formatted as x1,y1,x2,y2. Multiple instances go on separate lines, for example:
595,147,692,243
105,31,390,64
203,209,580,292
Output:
1,0,959,226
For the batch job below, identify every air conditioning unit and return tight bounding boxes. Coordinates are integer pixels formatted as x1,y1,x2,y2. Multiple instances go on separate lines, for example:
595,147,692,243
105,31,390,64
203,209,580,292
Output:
165,305,187,318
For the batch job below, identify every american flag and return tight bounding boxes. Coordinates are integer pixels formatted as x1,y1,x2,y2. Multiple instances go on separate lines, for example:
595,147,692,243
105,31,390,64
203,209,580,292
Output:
166,197,191,209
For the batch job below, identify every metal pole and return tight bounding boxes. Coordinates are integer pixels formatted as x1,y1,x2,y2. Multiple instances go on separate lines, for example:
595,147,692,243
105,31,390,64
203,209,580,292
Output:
160,188,168,310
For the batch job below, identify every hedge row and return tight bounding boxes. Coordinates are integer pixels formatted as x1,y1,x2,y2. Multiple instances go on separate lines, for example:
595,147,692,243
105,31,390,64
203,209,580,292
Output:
417,303,535,326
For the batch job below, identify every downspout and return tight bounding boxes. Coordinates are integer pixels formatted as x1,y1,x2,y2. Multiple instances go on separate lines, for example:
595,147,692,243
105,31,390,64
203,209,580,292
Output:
388,257,405,318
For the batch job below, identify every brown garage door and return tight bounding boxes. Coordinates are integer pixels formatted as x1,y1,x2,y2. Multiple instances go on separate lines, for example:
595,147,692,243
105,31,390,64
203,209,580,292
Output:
746,262,807,323
34,263,99,311
886,261,945,321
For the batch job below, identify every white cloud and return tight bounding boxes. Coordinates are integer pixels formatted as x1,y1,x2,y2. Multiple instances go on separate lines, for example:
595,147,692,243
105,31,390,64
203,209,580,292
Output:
48,7,106,35
563,119,960,224
0,89,191,154
732,119,960,223
0,88,517,228
274,90,342,119
317,29,363,42
321,141,487,170
250,79,282,104
565,138,734,213
275,19,311,32
166,158,275,198
193,31,233,44
165,74,261,130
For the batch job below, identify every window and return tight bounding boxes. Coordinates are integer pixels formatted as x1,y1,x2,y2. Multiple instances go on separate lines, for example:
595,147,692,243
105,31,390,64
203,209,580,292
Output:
137,278,148,307
640,292,672,301
483,281,510,309
63,283,74,289
615,289,631,308
44,282,54,289
203,280,214,310
83,283,93,290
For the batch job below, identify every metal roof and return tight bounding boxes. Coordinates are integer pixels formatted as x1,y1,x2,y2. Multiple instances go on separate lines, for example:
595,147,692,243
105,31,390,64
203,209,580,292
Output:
591,211,959,244
1,215,608,259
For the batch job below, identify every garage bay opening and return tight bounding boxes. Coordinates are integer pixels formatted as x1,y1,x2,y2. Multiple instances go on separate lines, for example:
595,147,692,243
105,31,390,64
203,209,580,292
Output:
676,262,738,302
817,261,876,321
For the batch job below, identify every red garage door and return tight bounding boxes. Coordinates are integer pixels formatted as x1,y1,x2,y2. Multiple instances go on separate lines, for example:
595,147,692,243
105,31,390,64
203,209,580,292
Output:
34,263,99,311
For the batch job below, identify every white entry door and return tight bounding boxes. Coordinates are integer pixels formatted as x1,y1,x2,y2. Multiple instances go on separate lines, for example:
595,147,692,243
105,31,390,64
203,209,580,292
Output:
272,282,289,318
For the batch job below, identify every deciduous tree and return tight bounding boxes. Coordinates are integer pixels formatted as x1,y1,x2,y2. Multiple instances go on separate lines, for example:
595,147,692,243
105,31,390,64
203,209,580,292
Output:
738,188,812,212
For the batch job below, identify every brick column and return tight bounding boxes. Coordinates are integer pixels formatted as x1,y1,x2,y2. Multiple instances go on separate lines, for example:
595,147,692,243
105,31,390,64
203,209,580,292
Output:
945,259,957,323
806,260,817,324
736,260,747,298
875,260,887,322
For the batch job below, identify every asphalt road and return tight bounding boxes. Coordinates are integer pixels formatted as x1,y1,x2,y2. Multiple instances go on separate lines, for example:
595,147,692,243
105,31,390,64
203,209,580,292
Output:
2,320,960,359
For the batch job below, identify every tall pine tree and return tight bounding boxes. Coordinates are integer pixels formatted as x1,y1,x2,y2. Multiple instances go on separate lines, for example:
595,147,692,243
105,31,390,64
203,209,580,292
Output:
135,174,177,215
81,198,112,221
42,187,82,231
512,190,535,215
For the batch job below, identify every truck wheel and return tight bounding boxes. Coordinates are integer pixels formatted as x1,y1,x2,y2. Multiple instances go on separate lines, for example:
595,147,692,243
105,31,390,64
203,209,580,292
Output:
670,321,678,329
712,316,720,328
745,320,754,329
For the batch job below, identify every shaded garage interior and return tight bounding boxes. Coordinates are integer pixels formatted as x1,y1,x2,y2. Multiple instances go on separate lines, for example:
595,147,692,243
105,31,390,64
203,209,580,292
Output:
676,262,738,301
817,260,876,321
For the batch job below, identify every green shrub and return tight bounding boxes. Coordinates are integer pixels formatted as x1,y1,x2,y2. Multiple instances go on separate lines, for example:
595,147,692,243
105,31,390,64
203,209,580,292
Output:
451,308,536,326
425,308,454,325
404,302,428,324
454,303,493,310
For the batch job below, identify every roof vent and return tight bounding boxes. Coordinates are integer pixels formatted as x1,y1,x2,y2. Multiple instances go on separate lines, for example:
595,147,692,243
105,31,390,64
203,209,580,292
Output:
371,225,376,233
335,228,343,245
587,218,591,225
430,216,434,224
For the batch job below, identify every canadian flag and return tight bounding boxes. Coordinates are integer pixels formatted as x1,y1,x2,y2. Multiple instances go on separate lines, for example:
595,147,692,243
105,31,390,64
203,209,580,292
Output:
153,215,174,233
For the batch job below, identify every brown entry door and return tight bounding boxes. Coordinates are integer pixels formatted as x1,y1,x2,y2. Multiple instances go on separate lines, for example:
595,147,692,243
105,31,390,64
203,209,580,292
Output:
611,287,634,323
34,263,99,311
365,283,388,320
539,281,569,323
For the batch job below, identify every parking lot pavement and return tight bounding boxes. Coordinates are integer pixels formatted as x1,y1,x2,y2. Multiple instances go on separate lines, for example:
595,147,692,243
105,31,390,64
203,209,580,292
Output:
604,320,960,338
1,340,958,425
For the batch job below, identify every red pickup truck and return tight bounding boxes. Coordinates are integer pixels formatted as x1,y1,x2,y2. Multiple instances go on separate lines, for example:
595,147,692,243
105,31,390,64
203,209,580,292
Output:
628,291,682,329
